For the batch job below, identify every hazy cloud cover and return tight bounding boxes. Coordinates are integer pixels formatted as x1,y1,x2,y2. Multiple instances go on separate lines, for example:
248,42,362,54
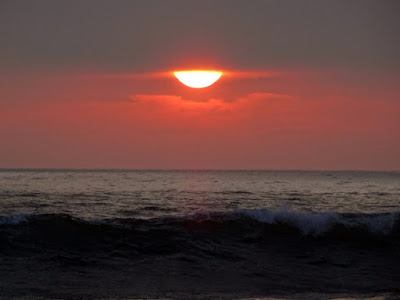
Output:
1,0,399,72
0,1,399,169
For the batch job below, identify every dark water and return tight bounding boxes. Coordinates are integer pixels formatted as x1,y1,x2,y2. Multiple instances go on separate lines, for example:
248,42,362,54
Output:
0,170,399,299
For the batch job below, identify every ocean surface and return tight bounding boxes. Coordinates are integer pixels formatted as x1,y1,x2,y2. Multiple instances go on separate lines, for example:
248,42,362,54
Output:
0,169,399,299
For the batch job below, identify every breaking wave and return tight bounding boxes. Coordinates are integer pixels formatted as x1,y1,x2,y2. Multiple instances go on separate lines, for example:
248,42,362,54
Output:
1,208,399,238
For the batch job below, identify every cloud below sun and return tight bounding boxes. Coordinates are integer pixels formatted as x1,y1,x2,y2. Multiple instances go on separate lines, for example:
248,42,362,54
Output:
131,92,292,114
0,67,399,169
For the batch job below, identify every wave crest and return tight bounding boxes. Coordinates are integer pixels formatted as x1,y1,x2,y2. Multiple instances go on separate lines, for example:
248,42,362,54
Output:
1,208,399,238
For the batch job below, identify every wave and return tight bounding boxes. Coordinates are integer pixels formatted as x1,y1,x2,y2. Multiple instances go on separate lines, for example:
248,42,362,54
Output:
1,208,399,262
230,208,399,236
1,208,399,237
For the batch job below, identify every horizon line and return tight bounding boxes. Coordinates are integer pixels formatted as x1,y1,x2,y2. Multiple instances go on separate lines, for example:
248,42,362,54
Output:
0,168,399,172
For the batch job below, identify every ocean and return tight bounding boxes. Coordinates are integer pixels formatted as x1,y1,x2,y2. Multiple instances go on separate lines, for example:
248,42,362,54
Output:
0,169,399,299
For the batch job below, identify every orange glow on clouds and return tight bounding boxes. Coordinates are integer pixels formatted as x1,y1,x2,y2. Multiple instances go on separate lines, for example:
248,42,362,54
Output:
173,70,222,88
80,69,279,81
1,68,399,169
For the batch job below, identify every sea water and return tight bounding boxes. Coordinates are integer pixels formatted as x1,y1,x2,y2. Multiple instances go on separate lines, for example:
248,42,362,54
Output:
0,170,399,298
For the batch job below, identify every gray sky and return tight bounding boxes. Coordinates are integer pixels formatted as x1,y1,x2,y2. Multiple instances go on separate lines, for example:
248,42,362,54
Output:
1,0,399,73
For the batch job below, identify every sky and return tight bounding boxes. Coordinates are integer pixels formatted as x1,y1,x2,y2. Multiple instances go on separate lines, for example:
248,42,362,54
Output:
0,0,399,170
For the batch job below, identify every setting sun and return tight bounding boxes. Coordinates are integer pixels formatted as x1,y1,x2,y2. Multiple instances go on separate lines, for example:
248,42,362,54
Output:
173,70,222,88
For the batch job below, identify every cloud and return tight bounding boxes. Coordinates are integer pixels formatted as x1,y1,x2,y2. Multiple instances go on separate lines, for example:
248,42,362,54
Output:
131,92,292,117
1,74,399,170
82,69,282,80
236,92,292,102
132,94,231,115
133,92,291,105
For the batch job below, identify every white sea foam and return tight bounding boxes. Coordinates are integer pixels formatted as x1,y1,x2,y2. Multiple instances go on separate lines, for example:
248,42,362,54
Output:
188,207,399,236
234,208,399,236
236,208,340,235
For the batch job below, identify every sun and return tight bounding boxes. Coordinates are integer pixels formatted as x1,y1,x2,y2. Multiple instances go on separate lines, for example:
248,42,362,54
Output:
173,70,222,88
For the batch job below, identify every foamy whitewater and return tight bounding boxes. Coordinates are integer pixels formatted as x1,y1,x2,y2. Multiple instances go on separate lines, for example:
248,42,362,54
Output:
0,170,399,299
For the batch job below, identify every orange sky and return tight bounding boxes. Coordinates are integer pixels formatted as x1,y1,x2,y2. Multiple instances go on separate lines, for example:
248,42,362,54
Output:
0,68,399,170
